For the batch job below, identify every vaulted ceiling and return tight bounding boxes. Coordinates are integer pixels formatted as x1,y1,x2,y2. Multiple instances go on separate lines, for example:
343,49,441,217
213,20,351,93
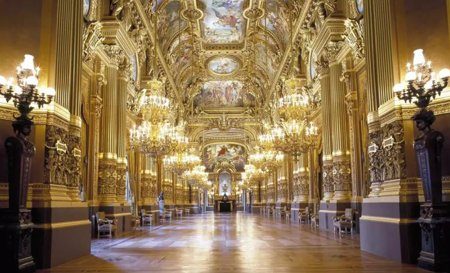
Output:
150,0,306,112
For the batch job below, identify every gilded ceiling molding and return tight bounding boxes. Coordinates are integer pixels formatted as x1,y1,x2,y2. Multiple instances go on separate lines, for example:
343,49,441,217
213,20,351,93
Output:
132,0,184,109
264,0,313,107
342,19,365,60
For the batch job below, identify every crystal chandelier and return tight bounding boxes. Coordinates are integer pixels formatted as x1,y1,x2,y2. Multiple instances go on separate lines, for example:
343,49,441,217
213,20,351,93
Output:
164,152,201,175
182,165,210,188
261,149,284,171
129,121,173,156
139,79,171,123
258,125,285,150
166,121,189,153
278,78,310,120
248,146,284,172
243,164,268,186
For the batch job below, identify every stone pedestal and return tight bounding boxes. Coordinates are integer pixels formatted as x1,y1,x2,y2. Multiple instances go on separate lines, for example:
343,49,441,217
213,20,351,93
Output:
417,203,450,272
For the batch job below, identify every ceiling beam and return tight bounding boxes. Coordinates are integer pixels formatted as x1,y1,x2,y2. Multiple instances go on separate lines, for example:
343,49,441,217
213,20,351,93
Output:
263,0,313,107
133,0,184,110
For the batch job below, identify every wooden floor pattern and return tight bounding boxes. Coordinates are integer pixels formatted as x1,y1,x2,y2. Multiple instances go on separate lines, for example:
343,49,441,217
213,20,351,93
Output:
38,212,429,273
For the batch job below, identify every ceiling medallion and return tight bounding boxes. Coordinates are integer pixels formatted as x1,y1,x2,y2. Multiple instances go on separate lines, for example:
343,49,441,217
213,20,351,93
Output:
207,56,240,75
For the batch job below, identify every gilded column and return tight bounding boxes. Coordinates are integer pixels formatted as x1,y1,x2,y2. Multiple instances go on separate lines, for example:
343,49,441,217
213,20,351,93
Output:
87,62,105,206
116,60,130,204
277,162,287,203
341,58,364,203
98,57,119,205
316,58,334,200
308,146,319,207
141,155,155,207
66,0,84,200
297,154,309,205
363,0,396,196
327,42,352,201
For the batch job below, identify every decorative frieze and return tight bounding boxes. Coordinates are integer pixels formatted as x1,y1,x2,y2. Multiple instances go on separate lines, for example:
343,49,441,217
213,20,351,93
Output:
98,158,117,199
381,120,406,181
332,159,352,194
322,162,334,199
116,161,127,202
342,19,365,60
44,125,69,186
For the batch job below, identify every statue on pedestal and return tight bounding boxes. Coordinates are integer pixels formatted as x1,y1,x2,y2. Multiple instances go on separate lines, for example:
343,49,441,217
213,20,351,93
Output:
158,191,165,212
413,109,450,272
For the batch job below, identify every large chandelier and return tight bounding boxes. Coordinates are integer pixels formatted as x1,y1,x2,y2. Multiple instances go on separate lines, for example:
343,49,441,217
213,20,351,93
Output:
182,165,210,189
166,121,189,153
278,77,310,120
248,146,284,171
139,79,171,123
258,125,285,150
129,121,173,155
164,152,201,175
243,164,268,186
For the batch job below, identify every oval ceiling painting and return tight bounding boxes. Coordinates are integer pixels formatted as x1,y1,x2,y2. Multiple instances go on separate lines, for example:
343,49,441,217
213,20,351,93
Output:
208,56,239,75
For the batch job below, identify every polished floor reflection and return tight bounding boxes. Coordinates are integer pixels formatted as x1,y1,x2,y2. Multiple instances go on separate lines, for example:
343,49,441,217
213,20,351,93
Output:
39,212,427,273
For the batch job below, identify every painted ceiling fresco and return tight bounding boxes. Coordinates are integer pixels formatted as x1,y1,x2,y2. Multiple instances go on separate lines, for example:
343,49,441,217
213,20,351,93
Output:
158,0,187,52
201,0,246,44
260,0,290,49
194,80,253,108
207,56,240,75
203,144,247,172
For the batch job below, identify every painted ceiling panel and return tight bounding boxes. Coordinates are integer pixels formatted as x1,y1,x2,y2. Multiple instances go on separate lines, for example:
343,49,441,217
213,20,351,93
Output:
200,0,246,44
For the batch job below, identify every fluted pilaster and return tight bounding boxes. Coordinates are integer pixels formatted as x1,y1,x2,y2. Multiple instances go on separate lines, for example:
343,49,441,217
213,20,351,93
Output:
317,59,334,200
87,64,104,205
329,52,352,201
98,65,119,204
296,155,309,203
116,62,130,203
363,0,396,196
342,58,365,201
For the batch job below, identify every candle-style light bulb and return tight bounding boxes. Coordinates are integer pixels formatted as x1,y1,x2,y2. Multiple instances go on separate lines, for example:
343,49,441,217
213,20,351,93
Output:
21,54,35,71
413,49,425,66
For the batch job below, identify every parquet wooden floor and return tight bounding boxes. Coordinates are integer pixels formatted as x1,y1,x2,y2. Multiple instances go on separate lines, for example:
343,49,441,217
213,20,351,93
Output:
38,212,429,273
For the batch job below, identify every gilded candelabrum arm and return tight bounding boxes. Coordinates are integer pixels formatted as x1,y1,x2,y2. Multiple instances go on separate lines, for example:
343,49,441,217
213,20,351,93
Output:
396,78,448,109
0,55,55,137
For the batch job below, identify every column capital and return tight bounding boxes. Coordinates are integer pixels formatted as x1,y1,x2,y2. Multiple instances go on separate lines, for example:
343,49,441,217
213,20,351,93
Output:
324,40,344,64
315,58,330,77
103,44,125,67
